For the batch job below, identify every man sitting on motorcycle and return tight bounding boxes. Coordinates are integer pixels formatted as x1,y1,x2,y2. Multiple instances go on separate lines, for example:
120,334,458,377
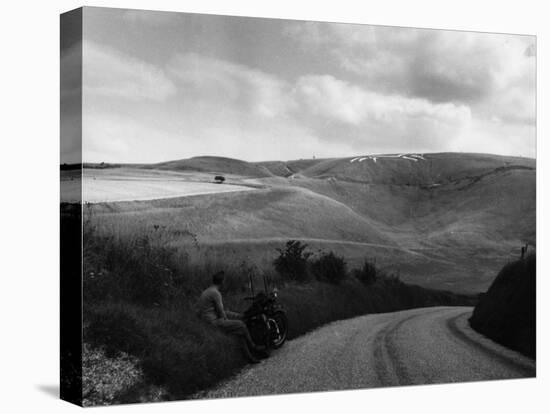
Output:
198,271,268,363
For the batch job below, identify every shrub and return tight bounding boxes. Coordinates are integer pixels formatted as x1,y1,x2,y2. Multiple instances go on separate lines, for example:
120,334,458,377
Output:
379,272,403,288
353,259,378,285
273,240,311,282
311,251,347,284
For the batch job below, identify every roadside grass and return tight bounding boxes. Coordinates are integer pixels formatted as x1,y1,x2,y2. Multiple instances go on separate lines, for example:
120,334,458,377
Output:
76,205,475,405
469,253,536,358
84,301,245,402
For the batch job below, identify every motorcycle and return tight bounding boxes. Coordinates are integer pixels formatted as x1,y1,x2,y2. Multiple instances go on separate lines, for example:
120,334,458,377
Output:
242,272,288,349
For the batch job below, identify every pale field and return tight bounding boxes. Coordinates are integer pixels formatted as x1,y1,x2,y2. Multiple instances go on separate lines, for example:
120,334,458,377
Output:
76,168,256,203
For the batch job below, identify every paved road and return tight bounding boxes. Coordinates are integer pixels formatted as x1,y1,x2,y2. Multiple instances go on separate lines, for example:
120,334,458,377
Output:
203,307,535,398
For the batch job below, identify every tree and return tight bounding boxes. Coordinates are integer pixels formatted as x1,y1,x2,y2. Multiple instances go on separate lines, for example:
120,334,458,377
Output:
273,240,311,282
353,259,378,286
311,251,347,284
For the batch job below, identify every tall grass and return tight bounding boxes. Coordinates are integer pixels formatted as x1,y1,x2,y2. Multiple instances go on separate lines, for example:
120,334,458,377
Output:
79,208,475,405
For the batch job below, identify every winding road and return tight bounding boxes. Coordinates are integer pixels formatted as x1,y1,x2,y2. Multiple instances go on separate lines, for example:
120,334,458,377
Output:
203,307,535,399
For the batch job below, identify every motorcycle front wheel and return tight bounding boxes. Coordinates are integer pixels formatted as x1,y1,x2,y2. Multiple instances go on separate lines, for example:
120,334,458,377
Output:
270,310,288,349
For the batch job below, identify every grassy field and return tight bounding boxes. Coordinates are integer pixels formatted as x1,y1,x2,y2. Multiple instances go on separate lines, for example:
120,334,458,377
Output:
81,168,257,203
84,153,535,293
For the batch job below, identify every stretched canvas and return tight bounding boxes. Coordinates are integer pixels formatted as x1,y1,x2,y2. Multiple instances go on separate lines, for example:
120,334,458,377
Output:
60,6,536,407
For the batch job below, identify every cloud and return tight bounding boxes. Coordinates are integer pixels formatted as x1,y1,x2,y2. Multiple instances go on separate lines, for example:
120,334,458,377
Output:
122,9,179,26
82,52,362,162
81,40,533,162
61,43,82,164
166,54,473,153
83,41,176,101
167,53,294,118
292,74,472,151
454,117,535,158
287,22,536,112
83,112,185,163
82,105,332,163
285,22,535,158
294,74,471,126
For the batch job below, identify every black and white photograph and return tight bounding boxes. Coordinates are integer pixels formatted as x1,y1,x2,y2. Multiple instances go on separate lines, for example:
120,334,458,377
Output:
58,4,537,408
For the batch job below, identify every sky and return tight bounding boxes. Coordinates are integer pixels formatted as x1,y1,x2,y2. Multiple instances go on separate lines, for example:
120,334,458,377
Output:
61,7,536,163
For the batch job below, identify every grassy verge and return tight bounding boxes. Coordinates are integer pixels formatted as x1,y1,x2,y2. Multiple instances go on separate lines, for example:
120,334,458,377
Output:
469,254,535,358
71,205,476,404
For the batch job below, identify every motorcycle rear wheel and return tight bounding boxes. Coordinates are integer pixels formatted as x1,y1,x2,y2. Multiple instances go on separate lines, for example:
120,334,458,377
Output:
270,310,288,349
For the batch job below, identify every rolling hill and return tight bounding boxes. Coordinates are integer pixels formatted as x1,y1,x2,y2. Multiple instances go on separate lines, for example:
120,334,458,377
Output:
88,152,535,293
149,156,273,178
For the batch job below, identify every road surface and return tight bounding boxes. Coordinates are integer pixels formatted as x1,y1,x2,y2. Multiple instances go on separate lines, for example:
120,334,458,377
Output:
202,307,535,399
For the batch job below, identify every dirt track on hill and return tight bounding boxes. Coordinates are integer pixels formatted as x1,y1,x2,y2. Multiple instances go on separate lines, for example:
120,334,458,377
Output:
201,307,535,399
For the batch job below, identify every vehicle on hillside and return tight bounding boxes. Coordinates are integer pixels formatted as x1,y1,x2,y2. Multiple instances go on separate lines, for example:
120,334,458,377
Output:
243,272,288,349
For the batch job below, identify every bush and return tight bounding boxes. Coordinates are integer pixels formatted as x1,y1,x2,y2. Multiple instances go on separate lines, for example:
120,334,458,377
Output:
353,259,378,285
311,251,347,284
273,240,311,282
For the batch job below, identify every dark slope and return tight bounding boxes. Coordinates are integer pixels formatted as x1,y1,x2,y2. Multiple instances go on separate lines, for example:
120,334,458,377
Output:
469,254,536,358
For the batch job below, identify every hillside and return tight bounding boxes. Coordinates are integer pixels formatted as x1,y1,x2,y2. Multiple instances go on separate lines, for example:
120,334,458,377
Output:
256,158,328,177
87,152,535,294
149,156,272,178
263,153,535,185
469,254,536,358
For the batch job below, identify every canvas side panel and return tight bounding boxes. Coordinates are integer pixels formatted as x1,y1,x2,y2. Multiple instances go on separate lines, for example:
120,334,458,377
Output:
60,7,83,407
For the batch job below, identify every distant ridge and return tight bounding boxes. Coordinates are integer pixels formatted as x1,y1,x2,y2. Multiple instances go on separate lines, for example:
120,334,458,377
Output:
83,153,535,182
148,156,273,178
295,152,535,185
84,153,536,191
